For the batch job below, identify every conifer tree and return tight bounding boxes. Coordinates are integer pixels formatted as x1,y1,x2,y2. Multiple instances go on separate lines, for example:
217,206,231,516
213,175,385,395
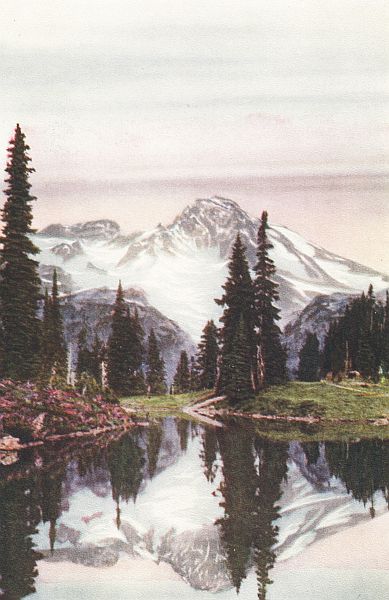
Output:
76,324,92,381
0,124,41,380
254,211,286,386
40,271,68,383
89,333,103,385
197,320,219,390
382,292,389,376
106,282,132,395
189,355,201,391
222,316,255,405
39,289,53,382
127,307,146,394
216,234,256,399
174,350,191,393
298,332,320,381
145,328,166,394
49,269,68,379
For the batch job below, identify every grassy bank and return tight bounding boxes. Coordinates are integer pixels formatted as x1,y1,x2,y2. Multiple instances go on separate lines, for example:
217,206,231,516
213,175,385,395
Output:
120,391,210,417
237,381,389,421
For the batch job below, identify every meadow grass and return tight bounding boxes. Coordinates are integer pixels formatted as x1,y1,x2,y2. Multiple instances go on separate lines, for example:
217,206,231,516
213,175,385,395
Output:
239,380,389,420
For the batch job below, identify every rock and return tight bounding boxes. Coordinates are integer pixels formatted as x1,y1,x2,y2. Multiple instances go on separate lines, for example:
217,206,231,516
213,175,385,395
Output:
0,451,19,466
56,523,81,545
32,413,46,435
45,545,120,568
0,435,22,451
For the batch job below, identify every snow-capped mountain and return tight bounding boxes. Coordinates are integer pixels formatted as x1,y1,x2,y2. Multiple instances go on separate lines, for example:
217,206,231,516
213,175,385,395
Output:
34,197,389,340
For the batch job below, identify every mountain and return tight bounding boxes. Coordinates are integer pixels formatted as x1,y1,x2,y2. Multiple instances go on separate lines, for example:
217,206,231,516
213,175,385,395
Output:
34,197,389,340
60,287,195,383
38,219,120,241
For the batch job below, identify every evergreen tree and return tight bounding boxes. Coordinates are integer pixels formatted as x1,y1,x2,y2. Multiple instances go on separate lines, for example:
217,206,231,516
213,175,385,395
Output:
322,285,386,382
39,289,53,382
49,269,68,378
76,324,93,381
189,355,201,391
222,316,255,405
174,350,191,393
254,211,287,386
89,333,103,385
382,292,389,376
0,124,41,380
216,234,256,399
127,307,146,394
40,270,68,382
106,282,132,395
298,332,320,381
145,329,166,394
197,320,219,390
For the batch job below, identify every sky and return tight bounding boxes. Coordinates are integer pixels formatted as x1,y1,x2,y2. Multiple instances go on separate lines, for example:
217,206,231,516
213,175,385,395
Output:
0,0,388,270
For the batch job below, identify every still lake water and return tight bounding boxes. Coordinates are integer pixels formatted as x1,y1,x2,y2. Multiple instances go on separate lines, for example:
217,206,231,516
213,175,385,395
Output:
1,417,389,599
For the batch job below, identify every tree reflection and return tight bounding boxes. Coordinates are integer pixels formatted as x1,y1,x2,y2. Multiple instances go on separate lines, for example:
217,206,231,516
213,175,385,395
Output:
108,432,145,529
215,425,288,598
147,422,163,479
199,428,219,483
0,476,42,599
325,439,389,514
253,438,288,600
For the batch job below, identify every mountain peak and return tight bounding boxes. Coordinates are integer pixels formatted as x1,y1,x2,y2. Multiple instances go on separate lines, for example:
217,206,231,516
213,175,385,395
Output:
39,219,120,241
195,196,241,211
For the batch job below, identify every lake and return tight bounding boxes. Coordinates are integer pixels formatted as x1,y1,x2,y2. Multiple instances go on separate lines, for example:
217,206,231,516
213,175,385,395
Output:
1,417,389,599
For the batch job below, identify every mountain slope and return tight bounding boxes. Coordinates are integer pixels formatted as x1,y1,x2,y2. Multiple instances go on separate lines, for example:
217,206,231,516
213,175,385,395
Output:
60,287,195,383
35,197,389,340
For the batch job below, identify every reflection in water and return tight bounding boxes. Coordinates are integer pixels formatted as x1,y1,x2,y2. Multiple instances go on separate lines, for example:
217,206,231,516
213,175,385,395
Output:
253,438,288,600
215,428,288,598
108,433,145,529
1,421,389,599
0,476,42,600
200,428,219,483
326,440,389,516
147,423,163,479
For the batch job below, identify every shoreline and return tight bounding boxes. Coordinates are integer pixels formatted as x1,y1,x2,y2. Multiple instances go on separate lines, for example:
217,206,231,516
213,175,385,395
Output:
0,420,149,452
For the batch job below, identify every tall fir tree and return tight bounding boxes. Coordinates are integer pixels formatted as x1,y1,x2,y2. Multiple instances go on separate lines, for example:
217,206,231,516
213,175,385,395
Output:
76,324,93,381
216,234,256,400
382,292,389,376
0,124,41,380
39,289,53,382
40,270,68,382
298,332,320,381
197,320,219,390
222,316,255,405
49,269,68,378
254,211,287,386
146,328,166,394
174,350,191,393
89,333,103,385
189,355,201,391
106,282,132,395
127,307,146,394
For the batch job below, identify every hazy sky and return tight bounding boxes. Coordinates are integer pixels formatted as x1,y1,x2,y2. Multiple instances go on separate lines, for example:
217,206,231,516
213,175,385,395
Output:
1,1,388,270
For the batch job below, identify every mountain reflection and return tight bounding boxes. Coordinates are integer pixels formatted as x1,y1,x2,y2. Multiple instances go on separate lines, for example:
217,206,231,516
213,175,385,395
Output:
1,421,389,599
